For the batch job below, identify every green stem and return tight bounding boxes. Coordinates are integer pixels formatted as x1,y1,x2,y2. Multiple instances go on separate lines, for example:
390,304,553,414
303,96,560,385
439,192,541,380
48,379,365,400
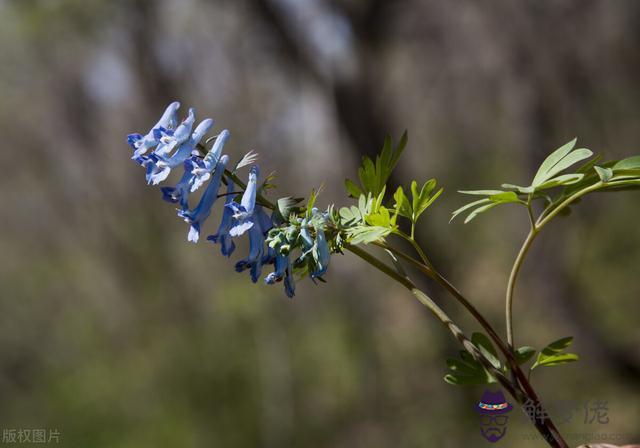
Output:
395,230,433,267
505,227,538,347
346,244,568,448
506,181,604,347
345,244,520,398
377,242,510,358
536,181,603,229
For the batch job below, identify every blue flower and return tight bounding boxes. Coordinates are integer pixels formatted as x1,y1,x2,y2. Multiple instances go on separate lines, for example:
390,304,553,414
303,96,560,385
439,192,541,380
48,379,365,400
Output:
160,157,199,210
283,264,295,297
265,253,295,298
311,225,330,278
227,166,259,237
233,204,273,283
232,205,272,283
178,155,229,243
152,107,195,157
299,217,314,250
128,102,180,158
147,118,214,185
207,178,237,257
234,222,266,283
191,129,230,192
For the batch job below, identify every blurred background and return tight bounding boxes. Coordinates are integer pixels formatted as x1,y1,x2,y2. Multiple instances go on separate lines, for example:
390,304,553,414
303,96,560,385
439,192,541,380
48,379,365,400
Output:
1,0,639,446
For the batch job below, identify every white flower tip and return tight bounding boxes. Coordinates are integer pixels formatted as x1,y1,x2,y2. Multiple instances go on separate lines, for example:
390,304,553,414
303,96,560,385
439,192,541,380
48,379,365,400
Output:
188,226,200,243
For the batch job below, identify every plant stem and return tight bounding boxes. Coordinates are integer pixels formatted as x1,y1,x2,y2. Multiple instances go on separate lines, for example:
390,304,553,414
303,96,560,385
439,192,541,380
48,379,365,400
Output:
346,244,568,448
505,227,538,347
377,242,509,355
506,181,604,347
395,230,433,268
536,181,603,229
345,244,520,396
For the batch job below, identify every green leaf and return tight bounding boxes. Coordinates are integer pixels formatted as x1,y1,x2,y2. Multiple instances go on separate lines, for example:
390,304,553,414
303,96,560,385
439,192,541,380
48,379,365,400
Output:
613,155,640,171
533,353,579,367
536,148,593,185
410,180,421,213
412,179,442,220
347,226,391,244
464,202,501,224
531,336,579,371
372,186,387,213
444,372,492,386
353,132,408,197
358,194,372,217
358,157,377,195
501,183,535,194
365,206,394,228
276,197,301,222
446,358,479,375
393,186,412,219
450,198,491,222
471,333,501,369
444,347,497,387
459,189,506,196
514,346,536,365
532,138,578,185
489,191,520,202
534,173,584,190
594,166,613,182
306,188,320,218
544,336,573,352
344,178,363,198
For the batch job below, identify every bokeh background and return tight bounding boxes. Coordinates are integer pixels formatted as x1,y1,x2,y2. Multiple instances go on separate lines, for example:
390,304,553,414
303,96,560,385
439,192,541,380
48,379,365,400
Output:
1,0,639,446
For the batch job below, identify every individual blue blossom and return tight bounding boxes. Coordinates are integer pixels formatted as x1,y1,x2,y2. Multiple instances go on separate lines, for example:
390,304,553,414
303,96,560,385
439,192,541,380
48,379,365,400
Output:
265,253,295,297
178,155,229,243
233,204,273,283
309,209,331,278
311,225,330,278
283,263,295,297
191,129,230,192
160,157,199,210
147,118,214,185
298,217,314,253
234,222,266,283
152,108,195,157
227,166,259,237
128,102,180,158
207,179,237,257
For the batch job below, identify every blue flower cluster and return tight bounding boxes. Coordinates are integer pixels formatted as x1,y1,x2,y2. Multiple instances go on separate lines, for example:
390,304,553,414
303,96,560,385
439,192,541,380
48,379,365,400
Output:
128,102,334,297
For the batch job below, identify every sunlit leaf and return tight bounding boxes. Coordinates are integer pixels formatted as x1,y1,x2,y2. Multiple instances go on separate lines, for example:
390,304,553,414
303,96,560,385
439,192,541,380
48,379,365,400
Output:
450,198,491,223
393,186,412,219
515,346,536,365
345,178,363,198
532,139,582,186
534,173,584,190
347,225,391,244
531,336,579,371
464,202,501,223
613,155,640,171
594,166,613,182
459,189,506,196
501,183,535,194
